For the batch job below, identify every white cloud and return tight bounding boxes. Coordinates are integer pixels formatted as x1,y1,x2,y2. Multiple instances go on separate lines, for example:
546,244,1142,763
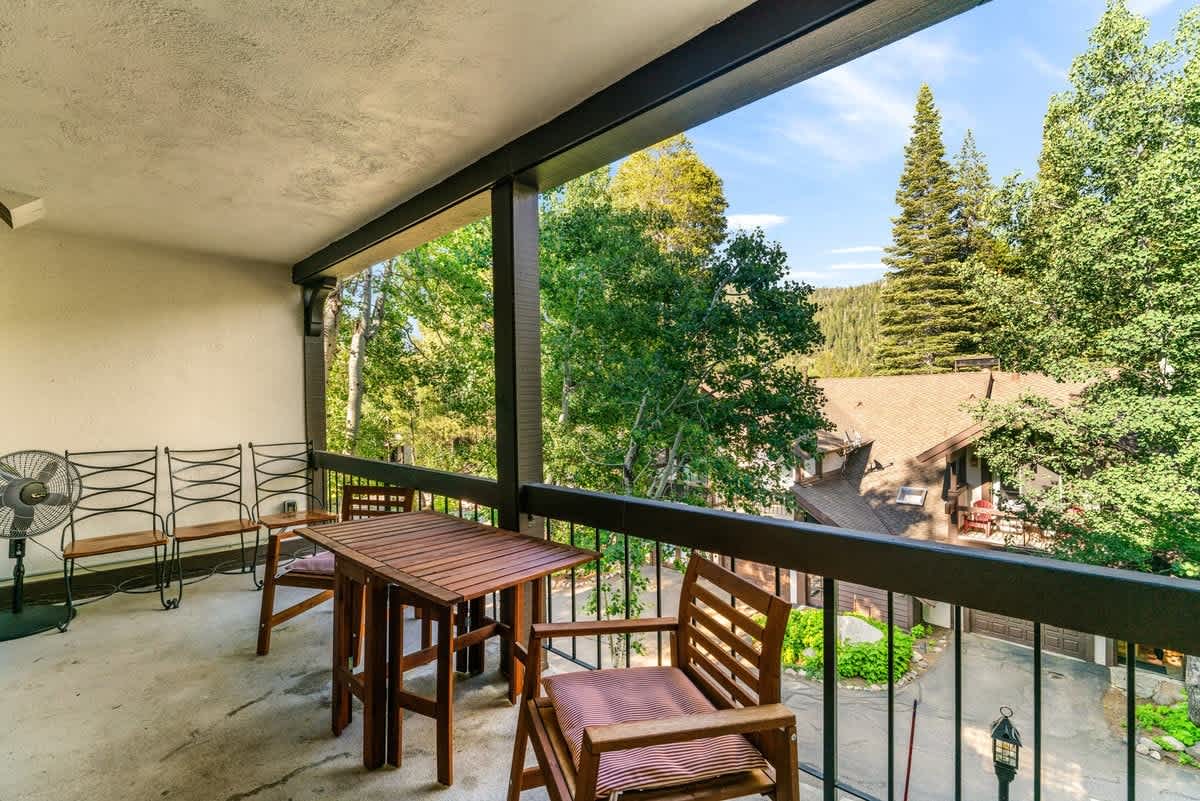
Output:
787,269,825,280
778,29,974,168
828,261,886,271
727,213,788,230
695,137,779,166
1128,0,1174,15
829,245,883,255
1018,43,1067,83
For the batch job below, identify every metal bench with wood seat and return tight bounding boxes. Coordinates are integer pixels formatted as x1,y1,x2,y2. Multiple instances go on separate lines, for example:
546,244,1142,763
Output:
62,448,174,619
163,445,261,606
249,440,338,579
255,483,413,656
507,555,799,801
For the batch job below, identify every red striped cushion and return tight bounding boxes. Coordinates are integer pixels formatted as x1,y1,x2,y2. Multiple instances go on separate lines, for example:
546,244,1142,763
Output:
285,552,334,575
541,666,768,796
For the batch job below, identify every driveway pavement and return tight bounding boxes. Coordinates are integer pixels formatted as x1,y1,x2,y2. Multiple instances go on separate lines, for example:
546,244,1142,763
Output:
782,633,1200,801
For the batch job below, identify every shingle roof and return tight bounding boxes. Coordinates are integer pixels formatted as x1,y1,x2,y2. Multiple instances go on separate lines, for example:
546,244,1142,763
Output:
793,371,1085,540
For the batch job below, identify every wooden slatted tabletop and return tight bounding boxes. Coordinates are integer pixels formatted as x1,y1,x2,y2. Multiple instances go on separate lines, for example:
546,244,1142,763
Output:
298,510,596,606
298,509,597,783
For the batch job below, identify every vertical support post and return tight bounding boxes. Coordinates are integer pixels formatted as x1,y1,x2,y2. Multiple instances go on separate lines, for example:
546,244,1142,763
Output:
302,277,336,505
492,176,543,534
492,176,543,676
302,277,336,448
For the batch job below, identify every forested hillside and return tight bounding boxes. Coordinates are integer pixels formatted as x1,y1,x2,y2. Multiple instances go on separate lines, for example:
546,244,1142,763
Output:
802,282,881,377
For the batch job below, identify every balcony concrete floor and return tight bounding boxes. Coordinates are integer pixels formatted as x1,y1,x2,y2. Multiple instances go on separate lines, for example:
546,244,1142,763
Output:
1,573,544,801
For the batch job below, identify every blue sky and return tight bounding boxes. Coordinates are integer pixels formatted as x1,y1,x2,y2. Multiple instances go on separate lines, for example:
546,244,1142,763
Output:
688,0,1187,288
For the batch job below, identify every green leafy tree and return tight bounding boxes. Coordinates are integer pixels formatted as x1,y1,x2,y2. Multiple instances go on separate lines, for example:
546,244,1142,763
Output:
874,84,982,374
611,134,728,259
966,1,1200,720
541,169,825,511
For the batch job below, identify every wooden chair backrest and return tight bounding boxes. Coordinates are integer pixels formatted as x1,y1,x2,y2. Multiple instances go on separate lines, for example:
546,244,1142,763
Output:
674,555,791,710
340,485,415,521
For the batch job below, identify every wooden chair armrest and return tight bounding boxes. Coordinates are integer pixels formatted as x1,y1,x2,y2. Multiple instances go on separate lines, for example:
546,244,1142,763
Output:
530,617,677,641
582,704,796,754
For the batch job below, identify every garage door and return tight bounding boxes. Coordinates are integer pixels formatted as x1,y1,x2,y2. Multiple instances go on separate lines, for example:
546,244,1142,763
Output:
967,610,1092,661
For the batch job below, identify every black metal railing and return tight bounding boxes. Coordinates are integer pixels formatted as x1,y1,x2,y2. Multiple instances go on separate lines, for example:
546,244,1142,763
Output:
316,450,499,524
312,452,1200,801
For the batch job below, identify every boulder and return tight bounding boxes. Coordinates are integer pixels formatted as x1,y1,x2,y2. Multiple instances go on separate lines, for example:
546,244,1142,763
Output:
1138,737,1158,751
1136,743,1150,756
1153,681,1185,707
1112,667,1172,699
1159,735,1186,752
1186,743,1200,761
838,615,883,645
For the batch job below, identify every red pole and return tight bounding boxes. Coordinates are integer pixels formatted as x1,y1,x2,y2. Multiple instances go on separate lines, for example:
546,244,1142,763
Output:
903,698,919,801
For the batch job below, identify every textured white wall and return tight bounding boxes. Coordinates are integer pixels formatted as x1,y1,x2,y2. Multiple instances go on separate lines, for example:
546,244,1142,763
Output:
0,227,304,577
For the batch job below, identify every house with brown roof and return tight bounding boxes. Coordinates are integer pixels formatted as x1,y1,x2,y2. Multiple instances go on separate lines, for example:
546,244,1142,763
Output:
790,370,1107,661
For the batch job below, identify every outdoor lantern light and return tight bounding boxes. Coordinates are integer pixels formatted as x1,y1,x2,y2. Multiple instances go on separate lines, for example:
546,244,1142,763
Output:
990,706,1022,801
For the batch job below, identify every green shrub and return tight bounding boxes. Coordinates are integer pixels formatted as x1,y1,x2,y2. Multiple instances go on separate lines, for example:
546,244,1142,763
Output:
775,608,914,683
910,623,929,640
1181,754,1197,767
1137,699,1200,748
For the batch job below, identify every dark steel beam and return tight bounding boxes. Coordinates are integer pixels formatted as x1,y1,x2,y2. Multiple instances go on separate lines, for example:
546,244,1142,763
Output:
491,178,543,534
293,0,984,282
521,482,1200,654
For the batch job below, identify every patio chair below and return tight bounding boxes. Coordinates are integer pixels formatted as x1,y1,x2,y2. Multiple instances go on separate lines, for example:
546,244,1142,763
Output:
507,554,799,801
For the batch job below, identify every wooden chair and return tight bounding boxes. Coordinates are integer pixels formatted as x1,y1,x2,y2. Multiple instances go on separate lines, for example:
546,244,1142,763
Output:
256,483,413,656
62,448,173,618
507,555,799,801
960,497,995,538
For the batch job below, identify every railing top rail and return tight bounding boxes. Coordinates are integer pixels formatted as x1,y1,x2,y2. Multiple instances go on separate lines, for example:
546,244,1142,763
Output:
523,482,1200,654
313,451,499,509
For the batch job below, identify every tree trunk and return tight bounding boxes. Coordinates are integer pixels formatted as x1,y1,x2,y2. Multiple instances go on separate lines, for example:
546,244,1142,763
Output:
342,264,393,453
344,270,375,451
621,394,648,495
1187,655,1200,726
559,360,572,425
322,278,343,380
650,424,685,499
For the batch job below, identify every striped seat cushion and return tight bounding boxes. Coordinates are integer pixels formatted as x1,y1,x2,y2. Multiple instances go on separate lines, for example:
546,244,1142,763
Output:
541,665,768,797
284,552,334,575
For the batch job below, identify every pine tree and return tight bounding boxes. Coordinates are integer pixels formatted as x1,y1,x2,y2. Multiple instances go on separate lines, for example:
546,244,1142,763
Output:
954,130,996,254
874,84,980,374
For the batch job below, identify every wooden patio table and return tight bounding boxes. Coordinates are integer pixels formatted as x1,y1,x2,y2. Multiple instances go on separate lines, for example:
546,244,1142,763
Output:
296,510,596,785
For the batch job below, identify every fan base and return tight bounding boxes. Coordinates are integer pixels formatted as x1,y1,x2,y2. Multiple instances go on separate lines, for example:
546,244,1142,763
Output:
0,604,74,642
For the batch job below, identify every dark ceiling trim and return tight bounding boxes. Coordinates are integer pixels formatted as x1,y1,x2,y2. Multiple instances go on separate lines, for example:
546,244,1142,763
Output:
293,0,985,283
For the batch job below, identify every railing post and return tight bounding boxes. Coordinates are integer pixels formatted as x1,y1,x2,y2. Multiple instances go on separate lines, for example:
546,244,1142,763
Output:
823,577,837,801
493,176,543,674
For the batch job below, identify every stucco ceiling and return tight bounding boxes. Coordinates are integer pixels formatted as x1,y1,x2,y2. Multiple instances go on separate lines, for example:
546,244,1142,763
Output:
0,0,751,265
